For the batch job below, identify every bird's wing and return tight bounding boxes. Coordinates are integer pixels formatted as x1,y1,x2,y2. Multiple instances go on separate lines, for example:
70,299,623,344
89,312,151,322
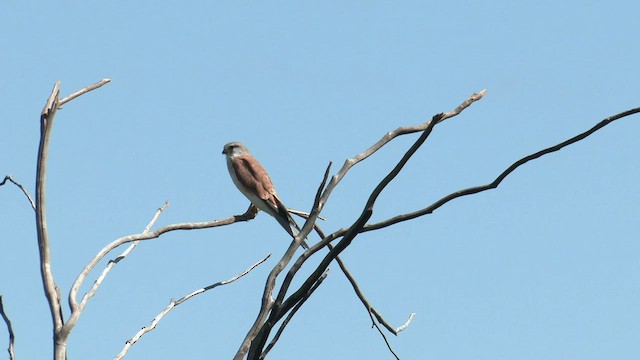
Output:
232,154,308,248
232,154,276,197
232,154,282,212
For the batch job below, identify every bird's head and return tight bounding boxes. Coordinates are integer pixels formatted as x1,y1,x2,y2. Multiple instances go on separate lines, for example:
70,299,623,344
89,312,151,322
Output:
222,142,249,157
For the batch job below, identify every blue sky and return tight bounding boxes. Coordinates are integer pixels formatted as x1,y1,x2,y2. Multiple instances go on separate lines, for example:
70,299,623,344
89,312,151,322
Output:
1,2,639,359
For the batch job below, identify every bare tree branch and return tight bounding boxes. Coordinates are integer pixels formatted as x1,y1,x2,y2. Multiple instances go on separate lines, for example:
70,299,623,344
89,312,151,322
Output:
0,296,15,360
368,309,400,360
114,254,272,360
361,105,640,233
316,89,486,212
259,269,330,360
0,175,36,210
61,202,170,339
58,78,111,106
68,205,260,313
241,90,486,359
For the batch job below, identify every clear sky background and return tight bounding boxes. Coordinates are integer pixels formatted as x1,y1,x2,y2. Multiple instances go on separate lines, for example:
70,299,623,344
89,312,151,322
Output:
1,2,639,359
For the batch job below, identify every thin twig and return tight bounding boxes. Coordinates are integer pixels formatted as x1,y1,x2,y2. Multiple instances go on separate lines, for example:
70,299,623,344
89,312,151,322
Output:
368,310,400,360
331,241,414,334
361,106,640,232
59,78,111,106
0,296,15,360
114,254,271,360
287,208,326,221
0,175,36,210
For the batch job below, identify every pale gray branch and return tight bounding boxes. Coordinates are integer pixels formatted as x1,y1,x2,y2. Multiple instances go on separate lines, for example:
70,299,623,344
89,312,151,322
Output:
69,207,257,313
35,80,112,360
0,175,35,210
114,254,271,360
316,89,486,212
36,82,65,358
59,78,111,106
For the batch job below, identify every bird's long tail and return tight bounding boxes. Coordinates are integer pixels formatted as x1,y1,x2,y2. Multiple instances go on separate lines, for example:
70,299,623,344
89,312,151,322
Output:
274,199,309,250
287,214,310,250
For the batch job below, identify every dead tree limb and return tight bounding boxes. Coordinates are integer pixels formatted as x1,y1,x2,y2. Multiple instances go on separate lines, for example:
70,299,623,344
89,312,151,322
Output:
34,79,112,360
0,296,15,360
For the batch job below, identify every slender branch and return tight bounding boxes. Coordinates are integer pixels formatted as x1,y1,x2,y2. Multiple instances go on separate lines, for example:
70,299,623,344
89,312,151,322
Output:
361,106,640,232
58,78,111,106
114,254,271,360
0,296,15,360
330,241,414,335
316,89,486,211
368,310,400,360
259,269,330,360
1,175,36,210
61,202,170,339
287,208,326,221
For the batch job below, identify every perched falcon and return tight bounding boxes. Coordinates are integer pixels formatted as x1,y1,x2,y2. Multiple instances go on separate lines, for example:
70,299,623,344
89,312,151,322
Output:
222,142,308,249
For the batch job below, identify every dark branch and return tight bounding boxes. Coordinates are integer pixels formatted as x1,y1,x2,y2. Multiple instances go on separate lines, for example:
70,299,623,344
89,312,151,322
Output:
0,296,15,360
243,91,486,359
362,106,640,232
0,176,35,210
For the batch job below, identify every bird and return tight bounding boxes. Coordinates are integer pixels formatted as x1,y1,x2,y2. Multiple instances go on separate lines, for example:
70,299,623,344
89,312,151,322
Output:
222,141,308,249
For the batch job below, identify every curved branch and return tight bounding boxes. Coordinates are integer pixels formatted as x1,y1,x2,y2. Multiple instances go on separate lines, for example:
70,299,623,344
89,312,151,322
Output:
0,176,35,211
0,296,15,360
316,89,486,211
362,106,640,232
61,202,170,339
36,81,64,341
